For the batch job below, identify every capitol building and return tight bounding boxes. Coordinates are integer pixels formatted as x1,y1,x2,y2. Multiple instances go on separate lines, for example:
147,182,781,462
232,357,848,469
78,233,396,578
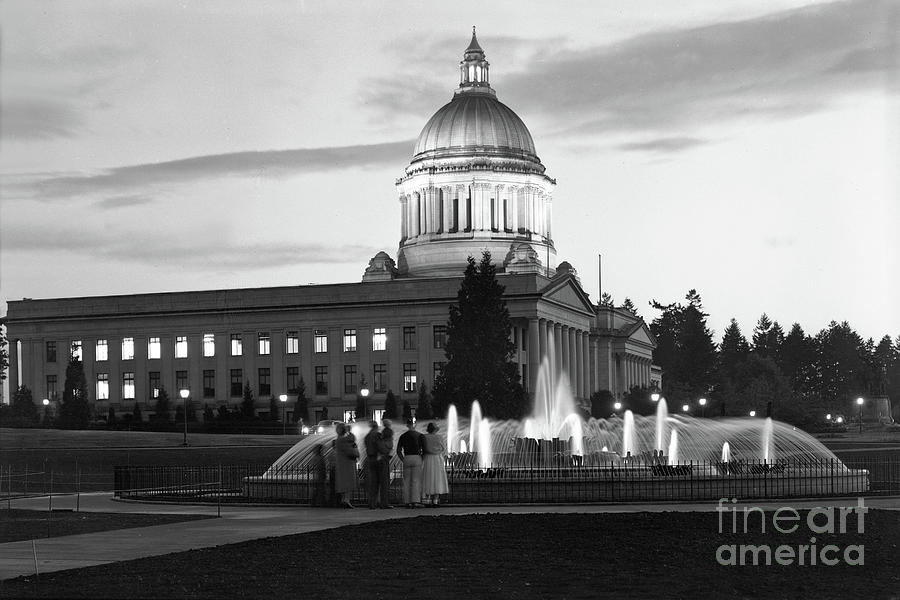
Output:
5,31,660,423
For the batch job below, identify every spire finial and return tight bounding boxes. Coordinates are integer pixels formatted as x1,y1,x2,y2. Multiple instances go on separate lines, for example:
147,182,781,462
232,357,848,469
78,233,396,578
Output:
473,25,476,36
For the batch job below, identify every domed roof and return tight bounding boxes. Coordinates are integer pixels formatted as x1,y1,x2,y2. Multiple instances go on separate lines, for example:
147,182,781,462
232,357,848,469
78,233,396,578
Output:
412,92,538,163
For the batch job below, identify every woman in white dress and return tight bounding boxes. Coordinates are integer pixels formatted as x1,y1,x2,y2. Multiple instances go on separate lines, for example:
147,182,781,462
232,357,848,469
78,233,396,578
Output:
421,422,449,506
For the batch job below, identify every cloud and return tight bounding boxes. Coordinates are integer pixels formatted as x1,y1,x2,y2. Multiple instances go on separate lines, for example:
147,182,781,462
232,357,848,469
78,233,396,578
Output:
92,195,156,210
9,140,415,202
618,136,709,154
2,225,380,270
1,98,83,140
363,0,898,149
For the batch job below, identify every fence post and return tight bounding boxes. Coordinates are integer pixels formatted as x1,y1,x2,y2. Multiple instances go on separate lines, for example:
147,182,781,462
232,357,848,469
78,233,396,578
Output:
218,464,222,518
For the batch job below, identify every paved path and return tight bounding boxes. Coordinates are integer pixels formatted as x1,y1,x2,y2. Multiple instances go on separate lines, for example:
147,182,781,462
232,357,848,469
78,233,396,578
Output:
2,493,899,580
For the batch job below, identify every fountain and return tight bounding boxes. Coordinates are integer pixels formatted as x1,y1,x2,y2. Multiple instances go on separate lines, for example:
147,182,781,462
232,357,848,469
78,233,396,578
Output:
257,345,868,503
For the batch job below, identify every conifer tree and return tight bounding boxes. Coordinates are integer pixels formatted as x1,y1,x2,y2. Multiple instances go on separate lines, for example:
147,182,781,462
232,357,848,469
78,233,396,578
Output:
241,381,256,418
383,389,398,419
59,351,90,429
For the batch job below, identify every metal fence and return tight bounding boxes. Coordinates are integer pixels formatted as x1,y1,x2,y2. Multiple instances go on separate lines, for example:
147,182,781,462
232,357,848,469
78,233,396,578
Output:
110,456,900,505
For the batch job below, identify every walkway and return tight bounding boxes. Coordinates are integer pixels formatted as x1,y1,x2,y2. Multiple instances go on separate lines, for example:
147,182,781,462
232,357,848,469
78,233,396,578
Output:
2,493,899,580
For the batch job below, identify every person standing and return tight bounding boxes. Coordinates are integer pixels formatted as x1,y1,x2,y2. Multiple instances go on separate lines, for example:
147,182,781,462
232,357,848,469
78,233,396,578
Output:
333,423,359,508
379,419,395,507
421,422,449,506
396,418,424,508
364,420,392,509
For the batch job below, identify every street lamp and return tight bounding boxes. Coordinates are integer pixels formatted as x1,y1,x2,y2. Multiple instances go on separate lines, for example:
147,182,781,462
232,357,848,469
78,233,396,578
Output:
179,389,190,446
699,397,707,418
279,394,288,435
613,401,622,411
682,404,689,413
749,410,756,417
826,413,832,421
650,392,660,403
360,379,370,421
856,397,864,433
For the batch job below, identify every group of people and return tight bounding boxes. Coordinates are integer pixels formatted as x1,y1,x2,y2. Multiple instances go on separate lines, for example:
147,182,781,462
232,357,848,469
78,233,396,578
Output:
331,418,449,509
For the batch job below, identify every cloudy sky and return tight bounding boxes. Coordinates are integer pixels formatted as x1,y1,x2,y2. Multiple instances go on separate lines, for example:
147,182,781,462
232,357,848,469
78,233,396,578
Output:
2,0,898,347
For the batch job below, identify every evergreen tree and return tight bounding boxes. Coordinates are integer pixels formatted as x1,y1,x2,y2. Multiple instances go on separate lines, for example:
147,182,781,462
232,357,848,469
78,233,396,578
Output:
433,252,527,419
355,391,367,422
203,404,215,422
719,318,750,372
132,403,143,424
154,388,171,422
383,389,398,419
620,298,639,317
269,394,280,421
590,390,614,419
0,326,8,388
417,381,434,420
10,385,38,426
293,378,309,424
752,313,784,363
402,400,413,422
813,321,868,414
600,292,615,306
870,335,896,396
241,381,256,419
107,406,116,428
59,352,90,429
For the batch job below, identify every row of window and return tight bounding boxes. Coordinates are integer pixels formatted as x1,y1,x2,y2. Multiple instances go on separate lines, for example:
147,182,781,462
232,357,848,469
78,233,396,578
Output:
45,326,448,363
45,362,446,402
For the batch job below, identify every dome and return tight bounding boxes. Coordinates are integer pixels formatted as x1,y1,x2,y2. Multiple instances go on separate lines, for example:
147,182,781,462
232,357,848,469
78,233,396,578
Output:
412,92,539,163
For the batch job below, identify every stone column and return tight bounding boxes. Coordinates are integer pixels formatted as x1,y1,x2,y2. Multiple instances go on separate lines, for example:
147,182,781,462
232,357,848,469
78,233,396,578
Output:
575,330,583,399
538,318,549,364
510,187,519,233
568,328,577,396
527,318,540,395
560,325,570,383
442,187,453,233
412,192,420,237
582,333,591,397
552,323,562,376
471,184,482,231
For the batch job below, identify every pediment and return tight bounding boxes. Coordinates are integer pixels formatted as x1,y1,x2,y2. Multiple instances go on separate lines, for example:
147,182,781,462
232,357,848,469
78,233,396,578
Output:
541,276,595,314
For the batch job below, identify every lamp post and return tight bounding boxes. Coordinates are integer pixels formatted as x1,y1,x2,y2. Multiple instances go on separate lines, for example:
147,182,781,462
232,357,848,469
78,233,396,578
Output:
360,385,370,421
279,394,288,435
613,401,622,412
682,404,689,413
749,410,756,417
856,397,864,433
650,392,660,403
179,389,190,446
698,397,707,418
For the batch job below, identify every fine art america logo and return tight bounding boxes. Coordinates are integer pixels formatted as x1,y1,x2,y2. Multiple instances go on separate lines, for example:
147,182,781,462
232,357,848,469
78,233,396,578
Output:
715,497,867,566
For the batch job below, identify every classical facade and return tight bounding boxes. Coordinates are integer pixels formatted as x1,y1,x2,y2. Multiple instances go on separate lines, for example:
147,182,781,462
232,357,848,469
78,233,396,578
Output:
4,31,659,422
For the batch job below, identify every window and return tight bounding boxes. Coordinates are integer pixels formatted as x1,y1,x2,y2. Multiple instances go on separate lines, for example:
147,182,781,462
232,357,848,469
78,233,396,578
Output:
96,373,109,400
373,409,386,426
230,369,243,397
433,325,447,349
203,333,215,357
434,362,446,382
203,370,215,398
149,372,161,399
46,375,58,400
403,327,416,350
344,365,357,394
148,337,161,360
122,337,135,360
372,327,387,351
175,336,188,358
258,333,270,355
46,341,57,363
314,330,328,353
71,340,82,361
343,329,357,353
343,409,357,423
176,370,188,394
286,367,300,394
230,334,243,356
96,339,108,361
403,363,417,393
286,331,299,354
315,366,328,395
122,372,135,400
258,368,271,396
373,364,387,393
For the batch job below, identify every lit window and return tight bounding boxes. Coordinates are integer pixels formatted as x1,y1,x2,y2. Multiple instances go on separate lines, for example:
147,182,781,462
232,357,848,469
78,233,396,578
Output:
46,375,58,400
343,409,357,423
315,366,328,395
372,327,387,351
286,331,299,354
71,340,82,361
148,337,161,360
258,333,270,356
373,364,387,393
231,334,243,357
203,370,215,398
175,336,188,358
433,326,447,349
122,372,135,400
96,339,108,361
258,368,271,396
403,327,416,350
403,363,417,393
121,337,134,360
343,329,357,353
203,333,215,357
149,372,161,399
344,365,357,394
230,369,243,396
314,330,328,353
96,373,109,400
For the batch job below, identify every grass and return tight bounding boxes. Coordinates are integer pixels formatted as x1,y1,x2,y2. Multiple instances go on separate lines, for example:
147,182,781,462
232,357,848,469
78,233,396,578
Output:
1,510,898,599
0,509,213,543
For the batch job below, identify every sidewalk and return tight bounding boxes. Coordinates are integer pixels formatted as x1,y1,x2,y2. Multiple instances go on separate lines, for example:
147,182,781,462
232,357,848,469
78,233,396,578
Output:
2,493,899,580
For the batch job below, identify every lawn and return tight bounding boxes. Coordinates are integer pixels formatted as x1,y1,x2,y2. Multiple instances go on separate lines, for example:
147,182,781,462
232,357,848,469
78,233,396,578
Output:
0,509,213,543
1,510,898,599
